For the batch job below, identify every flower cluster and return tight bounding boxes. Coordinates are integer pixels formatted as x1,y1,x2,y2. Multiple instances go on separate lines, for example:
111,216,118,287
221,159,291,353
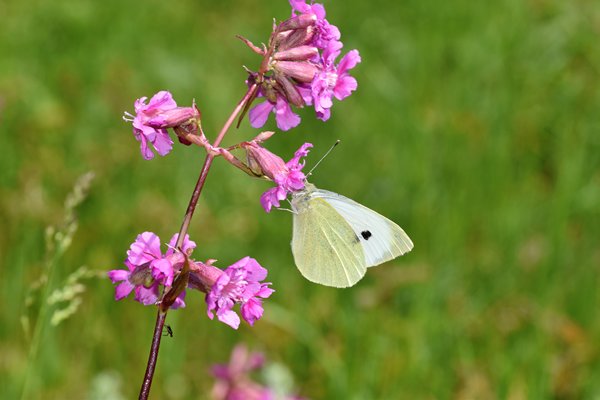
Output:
107,232,273,329
246,0,361,131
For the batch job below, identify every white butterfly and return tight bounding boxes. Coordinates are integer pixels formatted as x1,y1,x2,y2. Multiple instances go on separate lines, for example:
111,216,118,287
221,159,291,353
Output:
290,183,414,287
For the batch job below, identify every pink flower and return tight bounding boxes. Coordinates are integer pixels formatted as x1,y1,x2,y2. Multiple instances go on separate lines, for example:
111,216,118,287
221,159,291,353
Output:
107,232,195,308
212,345,265,380
246,1,358,130
205,257,274,329
211,345,271,400
109,233,275,328
288,0,341,51
311,46,361,121
123,91,177,160
258,143,313,212
211,345,306,400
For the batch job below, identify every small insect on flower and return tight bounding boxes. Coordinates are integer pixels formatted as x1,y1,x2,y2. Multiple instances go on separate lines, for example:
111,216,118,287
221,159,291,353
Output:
163,325,174,338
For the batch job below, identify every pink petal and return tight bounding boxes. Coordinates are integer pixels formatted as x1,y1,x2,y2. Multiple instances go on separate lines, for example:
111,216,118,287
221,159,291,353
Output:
107,269,130,283
135,284,159,305
128,232,162,265
151,129,174,157
316,107,331,122
274,97,301,131
297,85,313,105
256,286,275,299
249,101,275,128
289,0,311,14
148,91,177,110
333,75,358,100
134,129,155,160
241,298,264,325
114,281,135,300
337,50,361,74
217,309,241,329
151,258,174,286
171,291,187,309
260,187,280,212
167,233,197,255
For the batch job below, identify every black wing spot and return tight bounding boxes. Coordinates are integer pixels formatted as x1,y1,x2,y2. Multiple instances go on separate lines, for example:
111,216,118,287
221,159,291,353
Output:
361,230,372,240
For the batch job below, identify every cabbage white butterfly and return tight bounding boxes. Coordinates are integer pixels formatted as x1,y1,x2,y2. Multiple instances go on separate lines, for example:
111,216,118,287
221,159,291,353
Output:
290,183,413,287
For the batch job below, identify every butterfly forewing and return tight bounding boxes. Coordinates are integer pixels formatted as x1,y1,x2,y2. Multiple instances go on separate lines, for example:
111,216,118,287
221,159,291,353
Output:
292,196,367,287
311,189,414,267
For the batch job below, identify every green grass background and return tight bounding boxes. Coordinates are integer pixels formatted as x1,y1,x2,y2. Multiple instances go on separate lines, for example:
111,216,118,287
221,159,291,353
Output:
1,0,599,398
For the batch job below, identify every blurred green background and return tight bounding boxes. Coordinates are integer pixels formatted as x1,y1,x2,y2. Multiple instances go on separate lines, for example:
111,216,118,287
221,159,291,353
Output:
1,0,599,398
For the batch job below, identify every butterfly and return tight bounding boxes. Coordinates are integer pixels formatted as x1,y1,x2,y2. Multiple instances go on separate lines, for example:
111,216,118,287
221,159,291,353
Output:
290,183,413,288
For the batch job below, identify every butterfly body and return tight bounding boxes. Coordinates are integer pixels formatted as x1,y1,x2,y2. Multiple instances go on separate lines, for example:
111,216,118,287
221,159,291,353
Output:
290,183,413,288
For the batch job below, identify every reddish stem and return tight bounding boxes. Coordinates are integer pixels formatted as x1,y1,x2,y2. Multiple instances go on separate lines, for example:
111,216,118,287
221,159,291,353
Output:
175,83,258,249
139,310,166,400
138,83,258,400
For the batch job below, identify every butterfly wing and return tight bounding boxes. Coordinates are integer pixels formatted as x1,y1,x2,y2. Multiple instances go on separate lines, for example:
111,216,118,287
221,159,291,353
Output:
311,189,413,267
292,196,367,288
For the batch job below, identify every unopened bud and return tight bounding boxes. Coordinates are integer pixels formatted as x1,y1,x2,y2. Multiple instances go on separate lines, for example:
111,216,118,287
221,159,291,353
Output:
273,45,318,62
148,106,200,129
253,131,276,143
274,72,304,107
187,261,223,294
275,26,316,51
277,13,317,32
244,142,287,180
273,61,318,83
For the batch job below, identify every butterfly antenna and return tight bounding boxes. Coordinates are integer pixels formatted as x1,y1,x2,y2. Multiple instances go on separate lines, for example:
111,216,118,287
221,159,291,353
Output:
306,140,340,178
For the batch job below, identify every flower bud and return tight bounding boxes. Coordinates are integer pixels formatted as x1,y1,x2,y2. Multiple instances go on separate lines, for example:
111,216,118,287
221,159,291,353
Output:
277,13,316,32
148,106,200,129
187,260,223,293
273,45,318,62
273,60,318,83
243,142,287,180
253,131,276,143
274,72,304,107
275,26,315,51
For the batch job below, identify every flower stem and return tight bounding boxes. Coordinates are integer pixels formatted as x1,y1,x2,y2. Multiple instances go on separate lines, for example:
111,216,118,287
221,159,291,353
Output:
175,83,258,249
139,310,167,400
138,83,258,400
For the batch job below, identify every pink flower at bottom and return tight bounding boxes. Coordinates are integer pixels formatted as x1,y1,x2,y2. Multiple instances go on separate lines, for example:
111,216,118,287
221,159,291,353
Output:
211,345,306,400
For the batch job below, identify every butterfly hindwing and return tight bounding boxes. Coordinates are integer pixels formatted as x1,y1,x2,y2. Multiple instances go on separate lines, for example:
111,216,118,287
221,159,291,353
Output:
292,197,367,287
